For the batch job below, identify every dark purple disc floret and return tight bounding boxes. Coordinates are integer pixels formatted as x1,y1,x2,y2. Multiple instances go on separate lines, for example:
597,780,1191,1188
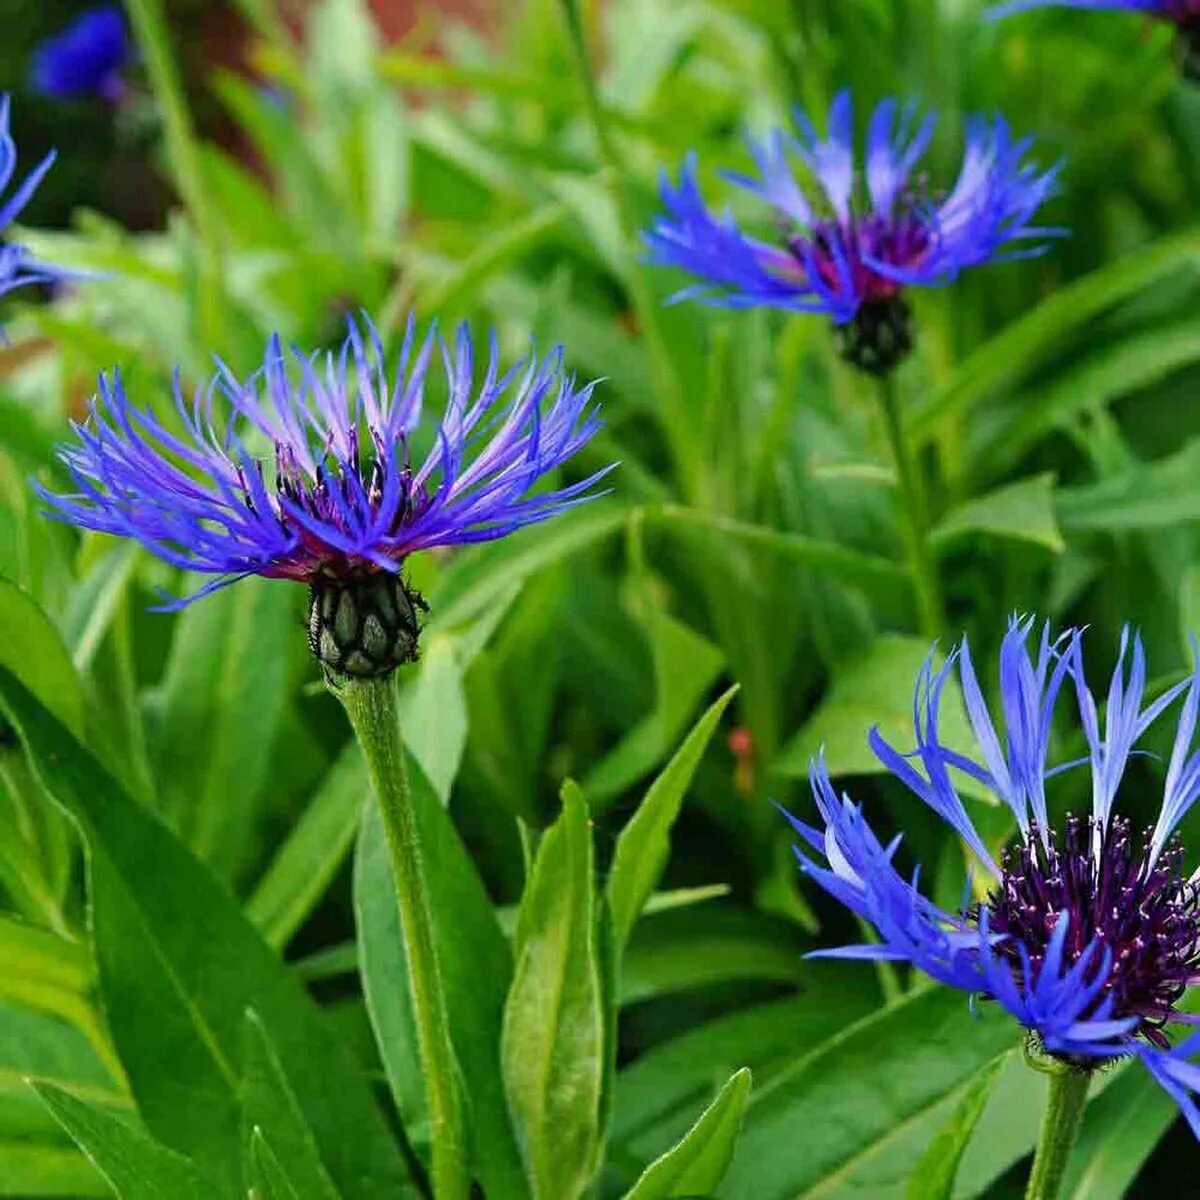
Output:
986,816,1200,1050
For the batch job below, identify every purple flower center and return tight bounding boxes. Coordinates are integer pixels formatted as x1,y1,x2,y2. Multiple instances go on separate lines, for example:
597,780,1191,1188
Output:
236,426,432,583
785,208,934,306
984,816,1200,1049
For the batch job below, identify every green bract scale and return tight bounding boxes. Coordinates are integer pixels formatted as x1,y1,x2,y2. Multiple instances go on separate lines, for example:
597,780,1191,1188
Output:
307,573,427,679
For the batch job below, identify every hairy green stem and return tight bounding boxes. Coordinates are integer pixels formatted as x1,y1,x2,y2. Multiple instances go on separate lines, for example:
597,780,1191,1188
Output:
338,677,469,1200
1025,1066,1090,1200
876,375,943,639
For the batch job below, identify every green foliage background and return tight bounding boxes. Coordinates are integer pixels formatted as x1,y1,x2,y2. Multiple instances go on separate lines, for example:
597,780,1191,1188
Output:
3,0,1200,1195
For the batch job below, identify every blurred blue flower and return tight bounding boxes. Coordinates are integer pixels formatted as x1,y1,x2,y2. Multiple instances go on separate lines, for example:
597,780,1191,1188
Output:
644,92,1063,372
38,315,612,612
31,6,129,102
0,96,71,303
990,1,1187,18
787,617,1200,1134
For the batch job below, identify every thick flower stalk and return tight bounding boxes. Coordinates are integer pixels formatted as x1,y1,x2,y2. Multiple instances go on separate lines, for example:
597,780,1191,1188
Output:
989,1,1200,78
0,96,71,304
787,618,1200,1195
40,314,611,676
644,91,1063,374
31,6,130,103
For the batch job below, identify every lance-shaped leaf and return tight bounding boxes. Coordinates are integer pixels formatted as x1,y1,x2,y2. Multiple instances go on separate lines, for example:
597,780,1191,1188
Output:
622,1067,751,1200
607,687,737,950
502,782,605,1200
0,665,411,1198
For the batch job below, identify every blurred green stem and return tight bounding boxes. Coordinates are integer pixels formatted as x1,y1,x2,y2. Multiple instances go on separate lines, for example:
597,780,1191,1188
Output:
876,375,942,639
338,676,469,1200
557,0,703,504
1025,1066,1089,1200
123,0,225,350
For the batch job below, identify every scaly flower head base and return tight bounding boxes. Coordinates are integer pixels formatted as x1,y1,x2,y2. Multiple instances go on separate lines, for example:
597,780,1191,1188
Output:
39,315,611,677
308,571,427,679
787,617,1200,1137
645,92,1063,374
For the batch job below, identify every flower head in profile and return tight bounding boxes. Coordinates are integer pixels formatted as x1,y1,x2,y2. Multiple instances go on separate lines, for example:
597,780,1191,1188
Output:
644,91,1063,375
785,617,1200,1134
39,315,612,678
988,1,1200,80
0,96,71,304
31,6,130,103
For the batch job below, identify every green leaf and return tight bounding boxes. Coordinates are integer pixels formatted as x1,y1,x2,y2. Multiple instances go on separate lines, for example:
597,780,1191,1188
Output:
431,503,627,634
910,226,1200,439
774,635,983,795
398,634,468,805
621,1068,750,1200
607,687,737,949
155,575,301,877
583,612,725,809
0,1142,110,1197
0,391,59,472
931,474,1064,554
0,665,411,1199
502,782,605,1200
249,1127,303,1200
416,203,569,315
719,987,1020,1197
610,982,878,1182
905,1051,1010,1200
0,579,84,739
247,743,368,950
0,1002,122,1198
1182,561,1200,656
620,906,802,1006
34,1082,224,1200
354,752,527,1200
1059,1060,1178,1200
985,316,1200,475
62,544,139,673
240,1011,341,1200
1057,438,1200,533
643,505,913,623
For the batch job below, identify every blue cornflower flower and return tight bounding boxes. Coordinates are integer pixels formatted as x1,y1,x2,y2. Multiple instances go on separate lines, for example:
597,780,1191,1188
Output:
31,6,130,103
644,91,1063,374
0,96,72,304
38,315,613,677
786,617,1200,1134
988,1,1200,79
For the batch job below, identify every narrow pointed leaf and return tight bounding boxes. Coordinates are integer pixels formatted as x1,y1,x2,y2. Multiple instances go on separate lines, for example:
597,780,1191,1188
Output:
34,1083,224,1200
0,665,411,1199
622,1067,750,1200
502,781,605,1200
607,687,737,950
249,1128,303,1200
905,1051,1010,1200
240,1010,341,1200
